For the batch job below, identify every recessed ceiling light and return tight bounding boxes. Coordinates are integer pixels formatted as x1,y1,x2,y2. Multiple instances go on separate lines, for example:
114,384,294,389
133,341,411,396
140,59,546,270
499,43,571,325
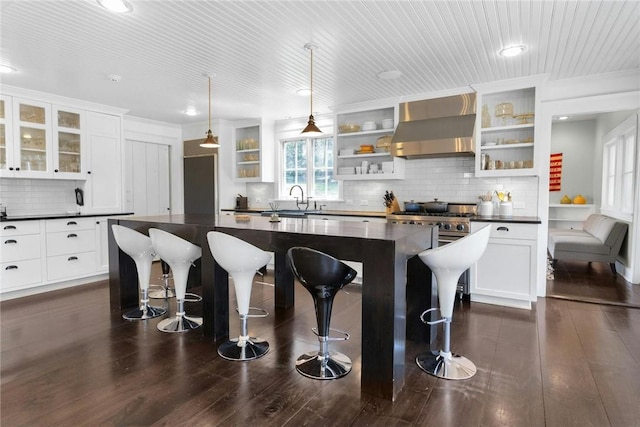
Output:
0,64,17,73
498,45,527,57
184,109,197,116
296,88,311,96
377,70,403,80
558,116,570,121
97,0,133,13
107,73,122,82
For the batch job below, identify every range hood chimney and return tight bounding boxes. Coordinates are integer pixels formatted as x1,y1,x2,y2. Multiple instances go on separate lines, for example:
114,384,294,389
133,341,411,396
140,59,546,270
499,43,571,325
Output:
391,93,477,159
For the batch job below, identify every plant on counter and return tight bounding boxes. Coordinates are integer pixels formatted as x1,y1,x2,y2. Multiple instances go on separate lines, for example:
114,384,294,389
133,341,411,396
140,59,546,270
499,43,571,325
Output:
495,191,512,202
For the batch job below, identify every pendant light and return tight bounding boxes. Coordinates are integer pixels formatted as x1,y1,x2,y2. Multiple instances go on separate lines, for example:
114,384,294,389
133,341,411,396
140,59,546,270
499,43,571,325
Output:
301,43,322,136
200,73,220,148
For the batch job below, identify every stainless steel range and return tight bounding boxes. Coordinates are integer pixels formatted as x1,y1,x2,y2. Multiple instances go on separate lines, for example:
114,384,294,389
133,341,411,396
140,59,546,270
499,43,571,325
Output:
387,203,477,295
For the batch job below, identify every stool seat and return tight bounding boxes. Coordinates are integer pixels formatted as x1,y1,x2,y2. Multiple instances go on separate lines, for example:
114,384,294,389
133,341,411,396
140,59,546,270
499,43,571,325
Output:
287,247,357,380
416,225,491,380
111,225,166,321
207,232,271,361
149,228,202,333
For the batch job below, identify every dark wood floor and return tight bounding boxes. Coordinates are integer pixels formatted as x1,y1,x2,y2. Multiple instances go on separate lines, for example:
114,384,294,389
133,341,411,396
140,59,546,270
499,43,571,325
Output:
2,266,639,426
547,259,640,308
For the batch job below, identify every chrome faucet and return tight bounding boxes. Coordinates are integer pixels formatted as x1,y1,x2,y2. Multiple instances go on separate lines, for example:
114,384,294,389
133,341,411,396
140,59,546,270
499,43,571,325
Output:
289,185,310,210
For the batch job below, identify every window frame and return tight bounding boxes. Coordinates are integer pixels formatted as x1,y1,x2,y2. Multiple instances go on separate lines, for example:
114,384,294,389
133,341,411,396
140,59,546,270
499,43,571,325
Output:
600,114,637,222
277,131,341,202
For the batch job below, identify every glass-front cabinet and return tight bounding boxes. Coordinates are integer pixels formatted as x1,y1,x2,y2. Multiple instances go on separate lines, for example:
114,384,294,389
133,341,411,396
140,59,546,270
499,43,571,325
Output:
14,98,52,178
0,95,13,176
0,96,87,179
53,106,84,178
233,120,274,182
473,84,539,177
334,104,405,180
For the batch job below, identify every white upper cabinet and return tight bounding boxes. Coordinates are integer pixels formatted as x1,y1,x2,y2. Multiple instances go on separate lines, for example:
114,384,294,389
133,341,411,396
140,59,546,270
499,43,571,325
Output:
10,97,53,178
334,104,405,180
53,106,86,179
472,80,542,177
233,120,274,182
0,95,14,177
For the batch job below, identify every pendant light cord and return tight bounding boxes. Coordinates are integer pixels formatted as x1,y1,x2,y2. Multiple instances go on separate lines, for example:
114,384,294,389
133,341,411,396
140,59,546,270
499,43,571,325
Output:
208,76,212,131
309,47,313,117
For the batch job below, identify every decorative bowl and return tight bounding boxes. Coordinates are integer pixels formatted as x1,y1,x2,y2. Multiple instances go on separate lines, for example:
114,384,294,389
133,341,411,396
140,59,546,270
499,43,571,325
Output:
339,123,361,133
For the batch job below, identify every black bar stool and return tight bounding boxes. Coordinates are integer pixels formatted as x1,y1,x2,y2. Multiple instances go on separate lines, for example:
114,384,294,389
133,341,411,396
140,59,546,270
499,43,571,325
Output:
287,247,357,380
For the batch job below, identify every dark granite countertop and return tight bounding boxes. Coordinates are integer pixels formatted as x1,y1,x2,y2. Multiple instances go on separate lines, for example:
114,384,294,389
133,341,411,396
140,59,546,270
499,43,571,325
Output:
1,212,134,222
471,216,541,224
221,208,387,218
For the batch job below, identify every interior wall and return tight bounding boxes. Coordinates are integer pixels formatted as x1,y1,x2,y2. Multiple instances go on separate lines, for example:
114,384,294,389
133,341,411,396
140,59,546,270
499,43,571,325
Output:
549,120,597,204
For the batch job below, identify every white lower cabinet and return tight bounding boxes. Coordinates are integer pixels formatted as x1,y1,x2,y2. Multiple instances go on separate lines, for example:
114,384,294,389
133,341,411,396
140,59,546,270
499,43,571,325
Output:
470,221,538,310
0,220,42,293
0,216,116,298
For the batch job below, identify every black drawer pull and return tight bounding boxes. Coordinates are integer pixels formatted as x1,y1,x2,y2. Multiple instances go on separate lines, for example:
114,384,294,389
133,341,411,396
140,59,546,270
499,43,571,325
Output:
3,225,16,230
67,221,77,226
4,239,17,244
68,256,78,261
67,233,78,238
496,226,510,232
5,265,18,270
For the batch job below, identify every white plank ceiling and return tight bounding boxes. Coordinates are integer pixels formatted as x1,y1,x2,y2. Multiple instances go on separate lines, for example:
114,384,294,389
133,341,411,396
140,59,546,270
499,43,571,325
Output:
0,0,638,125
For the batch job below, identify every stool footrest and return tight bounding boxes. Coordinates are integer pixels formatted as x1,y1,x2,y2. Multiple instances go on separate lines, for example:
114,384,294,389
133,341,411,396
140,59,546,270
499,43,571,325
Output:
420,308,444,325
238,306,268,318
184,292,202,303
312,327,350,341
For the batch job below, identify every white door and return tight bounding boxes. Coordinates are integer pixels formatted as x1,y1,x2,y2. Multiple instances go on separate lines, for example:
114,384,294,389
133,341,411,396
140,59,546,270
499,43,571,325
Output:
128,140,170,216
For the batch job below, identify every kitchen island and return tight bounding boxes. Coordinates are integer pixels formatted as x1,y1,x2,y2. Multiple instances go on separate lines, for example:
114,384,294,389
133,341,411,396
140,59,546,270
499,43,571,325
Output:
108,214,437,401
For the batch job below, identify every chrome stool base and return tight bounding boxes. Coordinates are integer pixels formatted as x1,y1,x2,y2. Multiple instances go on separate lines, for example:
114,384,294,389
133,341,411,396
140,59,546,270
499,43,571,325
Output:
416,350,477,380
122,305,166,321
218,337,269,361
296,351,352,380
157,314,203,333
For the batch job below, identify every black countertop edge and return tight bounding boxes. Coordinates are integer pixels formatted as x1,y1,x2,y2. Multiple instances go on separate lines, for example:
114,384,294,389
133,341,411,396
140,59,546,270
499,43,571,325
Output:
471,216,541,224
1,212,135,222
221,208,387,218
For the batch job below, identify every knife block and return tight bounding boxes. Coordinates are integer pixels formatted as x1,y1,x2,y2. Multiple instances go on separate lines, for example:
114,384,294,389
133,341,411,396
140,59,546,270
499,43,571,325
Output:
386,199,401,214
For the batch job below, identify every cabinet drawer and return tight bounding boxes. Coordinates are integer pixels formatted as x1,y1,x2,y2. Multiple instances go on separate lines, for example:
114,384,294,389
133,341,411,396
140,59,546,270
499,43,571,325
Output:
0,220,41,236
1,259,42,292
472,222,537,240
1,234,42,263
47,252,97,281
46,218,96,232
46,230,96,256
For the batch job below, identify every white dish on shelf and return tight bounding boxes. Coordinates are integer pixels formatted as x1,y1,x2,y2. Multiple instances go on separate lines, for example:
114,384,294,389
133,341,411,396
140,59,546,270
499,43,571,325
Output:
482,142,497,146
361,121,377,131
339,149,355,156
338,167,355,175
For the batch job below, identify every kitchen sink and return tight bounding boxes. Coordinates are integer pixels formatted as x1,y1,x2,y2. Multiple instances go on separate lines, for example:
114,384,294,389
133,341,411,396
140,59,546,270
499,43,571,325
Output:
260,209,322,218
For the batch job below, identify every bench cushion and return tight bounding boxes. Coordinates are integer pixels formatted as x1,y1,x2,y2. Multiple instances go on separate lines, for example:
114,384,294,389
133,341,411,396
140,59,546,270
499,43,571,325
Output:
548,235,611,255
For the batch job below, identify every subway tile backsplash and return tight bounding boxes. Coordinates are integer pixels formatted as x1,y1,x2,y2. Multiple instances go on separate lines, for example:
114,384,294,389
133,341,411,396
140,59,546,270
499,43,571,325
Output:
248,157,539,216
0,179,81,216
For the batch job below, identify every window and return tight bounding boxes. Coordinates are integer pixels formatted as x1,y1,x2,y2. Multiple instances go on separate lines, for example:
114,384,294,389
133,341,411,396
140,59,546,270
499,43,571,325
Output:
281,135,340,200
601,114,637,221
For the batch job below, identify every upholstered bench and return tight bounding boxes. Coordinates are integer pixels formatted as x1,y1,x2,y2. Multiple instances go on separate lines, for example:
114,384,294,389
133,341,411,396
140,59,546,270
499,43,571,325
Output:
548,214,628,274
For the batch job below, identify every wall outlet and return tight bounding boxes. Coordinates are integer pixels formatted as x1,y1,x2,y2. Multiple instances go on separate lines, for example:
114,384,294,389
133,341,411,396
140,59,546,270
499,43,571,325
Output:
514,201,525,209
360,199,369,206
255,198,261,203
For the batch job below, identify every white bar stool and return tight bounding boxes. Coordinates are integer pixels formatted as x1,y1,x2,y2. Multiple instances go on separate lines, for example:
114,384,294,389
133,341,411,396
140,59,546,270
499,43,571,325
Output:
149,228,203,333
207,231,271,361
416,225,491,380
111,225,166,321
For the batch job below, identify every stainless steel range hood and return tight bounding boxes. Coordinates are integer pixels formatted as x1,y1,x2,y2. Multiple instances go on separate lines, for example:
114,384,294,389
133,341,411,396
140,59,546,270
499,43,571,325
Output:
391,93,477,159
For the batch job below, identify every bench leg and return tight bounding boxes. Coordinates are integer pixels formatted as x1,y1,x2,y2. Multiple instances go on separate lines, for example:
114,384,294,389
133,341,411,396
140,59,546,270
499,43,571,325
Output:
552,259,558,269
609,263,617,275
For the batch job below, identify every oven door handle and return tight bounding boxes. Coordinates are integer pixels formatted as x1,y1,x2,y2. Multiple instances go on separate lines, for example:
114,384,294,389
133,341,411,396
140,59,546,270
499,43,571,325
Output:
438,238,459,244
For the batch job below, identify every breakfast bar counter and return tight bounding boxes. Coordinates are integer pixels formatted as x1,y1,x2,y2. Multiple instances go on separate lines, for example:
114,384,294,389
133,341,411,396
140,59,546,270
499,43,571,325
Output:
108,214,437,401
